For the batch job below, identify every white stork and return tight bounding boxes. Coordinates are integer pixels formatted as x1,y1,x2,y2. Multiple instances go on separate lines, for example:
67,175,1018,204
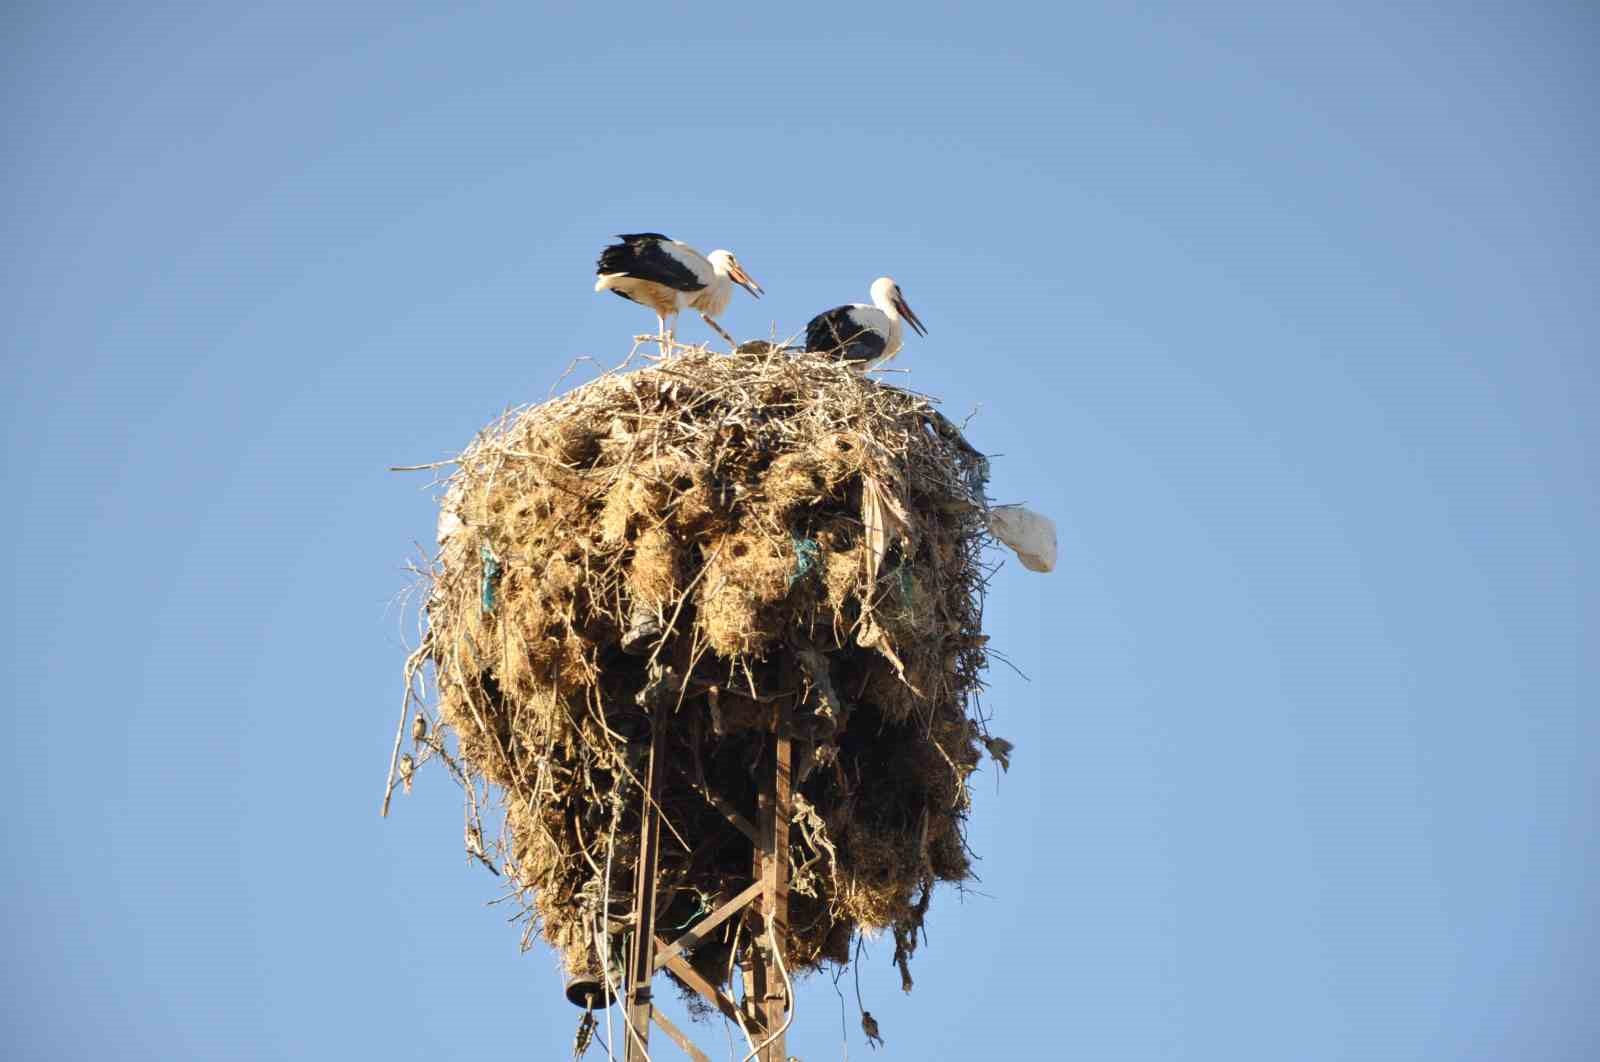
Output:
594,233,762,349
802,277,926,370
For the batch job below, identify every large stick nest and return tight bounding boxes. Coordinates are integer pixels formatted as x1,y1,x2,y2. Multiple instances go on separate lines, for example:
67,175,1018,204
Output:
403,346,1005,1000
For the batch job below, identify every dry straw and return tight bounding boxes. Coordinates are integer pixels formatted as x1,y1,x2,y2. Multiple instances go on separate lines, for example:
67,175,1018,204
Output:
391,342,1009,1006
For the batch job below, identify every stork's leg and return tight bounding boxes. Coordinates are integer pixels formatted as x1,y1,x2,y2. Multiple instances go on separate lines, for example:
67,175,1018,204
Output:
656,313,669,355
700,313,735,348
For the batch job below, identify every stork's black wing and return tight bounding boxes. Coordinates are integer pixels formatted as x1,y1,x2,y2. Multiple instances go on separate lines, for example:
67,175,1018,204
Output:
595,234,706,292
804,306,888,363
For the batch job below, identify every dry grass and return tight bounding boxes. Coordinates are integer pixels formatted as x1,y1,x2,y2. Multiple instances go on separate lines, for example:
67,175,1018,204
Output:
396,342,1005,999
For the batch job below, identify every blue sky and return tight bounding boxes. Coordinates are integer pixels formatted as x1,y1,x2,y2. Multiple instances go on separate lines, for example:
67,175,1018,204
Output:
3,2,1595,1059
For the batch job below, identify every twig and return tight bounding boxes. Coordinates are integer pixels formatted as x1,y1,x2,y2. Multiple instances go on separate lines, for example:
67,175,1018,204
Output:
389,459,461,472
381,641,429,817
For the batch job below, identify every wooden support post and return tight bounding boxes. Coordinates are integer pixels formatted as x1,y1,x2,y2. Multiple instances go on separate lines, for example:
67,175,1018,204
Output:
623,721,793,1061
764,732,793,1060
747,729,793,1061
624,713,668,1062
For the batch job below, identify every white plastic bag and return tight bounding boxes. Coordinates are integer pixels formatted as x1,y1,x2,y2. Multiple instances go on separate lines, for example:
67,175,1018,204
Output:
988,505,1057,573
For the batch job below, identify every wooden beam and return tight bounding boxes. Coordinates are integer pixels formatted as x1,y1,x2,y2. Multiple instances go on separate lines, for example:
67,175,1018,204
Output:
706,788,762,847
654,879,764,973
652,1009,711,1062
655,940,744,1027
674,746,762,848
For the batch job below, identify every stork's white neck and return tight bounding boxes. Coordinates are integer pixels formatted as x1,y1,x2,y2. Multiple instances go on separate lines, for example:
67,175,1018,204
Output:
869,277,900,319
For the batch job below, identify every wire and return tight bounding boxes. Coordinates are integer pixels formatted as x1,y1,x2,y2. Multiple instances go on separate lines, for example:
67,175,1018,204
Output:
831,962,851,1062
853,933,866,1018
740,919,795,1062
592,911,617,1061
621,1005,655,1062
597,795,622,1060
725,920,759,1056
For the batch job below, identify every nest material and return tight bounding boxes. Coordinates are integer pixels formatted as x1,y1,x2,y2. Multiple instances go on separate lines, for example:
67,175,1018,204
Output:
411,346,999,995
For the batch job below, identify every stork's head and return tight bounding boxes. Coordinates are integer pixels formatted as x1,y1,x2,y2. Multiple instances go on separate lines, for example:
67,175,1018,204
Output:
871,276,927,336
707,250,763,298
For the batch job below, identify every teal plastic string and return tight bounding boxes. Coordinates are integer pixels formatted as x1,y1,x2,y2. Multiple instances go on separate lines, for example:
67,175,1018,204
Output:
789,537,820,589
672,893,712,931
480,544,502,614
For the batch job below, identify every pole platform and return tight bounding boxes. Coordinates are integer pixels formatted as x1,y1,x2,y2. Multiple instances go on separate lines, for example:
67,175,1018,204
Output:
622,720,792,1061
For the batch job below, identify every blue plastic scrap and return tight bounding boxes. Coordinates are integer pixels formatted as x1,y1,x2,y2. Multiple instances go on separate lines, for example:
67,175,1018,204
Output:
481,544,502,615
789,537,820,589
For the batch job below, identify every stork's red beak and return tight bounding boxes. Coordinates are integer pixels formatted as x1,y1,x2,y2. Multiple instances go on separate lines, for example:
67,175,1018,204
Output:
895,295,927,337
731,263,763,299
